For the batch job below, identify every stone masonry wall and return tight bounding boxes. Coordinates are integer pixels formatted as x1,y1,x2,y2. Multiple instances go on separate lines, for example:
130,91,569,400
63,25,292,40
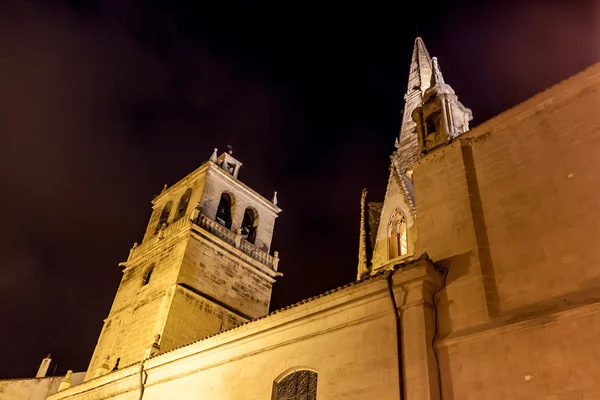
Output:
159,285,247,353
178,233,274,319
413,142,492,333
49,274,410,400
466,68,600,317
438,304,600,399
416,61,600,399
86,232,188,379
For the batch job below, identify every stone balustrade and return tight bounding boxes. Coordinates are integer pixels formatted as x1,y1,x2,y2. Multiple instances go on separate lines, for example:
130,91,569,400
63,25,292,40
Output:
128,216,192,262
126,212,279,271
196,213,279,271
195,213,236,246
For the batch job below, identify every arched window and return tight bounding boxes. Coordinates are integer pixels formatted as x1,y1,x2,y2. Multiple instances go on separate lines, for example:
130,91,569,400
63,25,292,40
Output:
142,265,154,286
215,192,233,229
240,207,259,244
389,211,408,259
274,370,317,400
174,188,192,222
155,201,173,234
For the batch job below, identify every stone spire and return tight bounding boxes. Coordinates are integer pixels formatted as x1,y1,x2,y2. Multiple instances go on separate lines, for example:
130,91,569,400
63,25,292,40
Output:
395,37,433,173
412,56,473,156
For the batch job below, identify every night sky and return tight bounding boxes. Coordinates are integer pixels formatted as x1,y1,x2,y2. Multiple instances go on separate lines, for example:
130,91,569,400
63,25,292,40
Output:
1,0,599,378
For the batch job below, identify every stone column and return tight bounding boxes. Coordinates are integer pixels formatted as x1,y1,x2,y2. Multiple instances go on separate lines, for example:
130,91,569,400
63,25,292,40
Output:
393,258,444,400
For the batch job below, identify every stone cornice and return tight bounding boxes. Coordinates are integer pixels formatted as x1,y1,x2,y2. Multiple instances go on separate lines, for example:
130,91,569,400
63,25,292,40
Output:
436,298,600,349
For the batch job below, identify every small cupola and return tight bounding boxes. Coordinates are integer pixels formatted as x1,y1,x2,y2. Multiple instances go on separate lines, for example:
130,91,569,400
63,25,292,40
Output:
210,147,243,179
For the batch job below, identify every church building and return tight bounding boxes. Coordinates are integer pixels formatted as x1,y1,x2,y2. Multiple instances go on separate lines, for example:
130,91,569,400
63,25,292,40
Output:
3,37,600,400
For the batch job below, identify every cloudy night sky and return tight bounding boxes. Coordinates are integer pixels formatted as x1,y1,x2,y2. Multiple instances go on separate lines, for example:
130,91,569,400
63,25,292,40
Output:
0,0,599,378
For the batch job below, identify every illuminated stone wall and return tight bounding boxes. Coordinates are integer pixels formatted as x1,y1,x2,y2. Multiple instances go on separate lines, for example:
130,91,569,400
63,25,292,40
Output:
413,61,600,398
0,373,85,399
49,262,443,400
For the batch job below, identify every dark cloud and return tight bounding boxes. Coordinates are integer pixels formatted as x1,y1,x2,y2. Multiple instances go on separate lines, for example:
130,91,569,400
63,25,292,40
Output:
0,0,598,378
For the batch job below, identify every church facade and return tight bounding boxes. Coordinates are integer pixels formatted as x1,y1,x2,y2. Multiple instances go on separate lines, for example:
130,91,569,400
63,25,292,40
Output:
38,38,600,399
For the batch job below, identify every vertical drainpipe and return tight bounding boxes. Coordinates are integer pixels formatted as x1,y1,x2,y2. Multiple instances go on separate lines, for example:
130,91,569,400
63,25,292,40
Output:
386,269,405,400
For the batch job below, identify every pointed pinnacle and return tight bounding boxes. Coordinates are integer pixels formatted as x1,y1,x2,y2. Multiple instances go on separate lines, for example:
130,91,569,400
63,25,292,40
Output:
430,57,445,86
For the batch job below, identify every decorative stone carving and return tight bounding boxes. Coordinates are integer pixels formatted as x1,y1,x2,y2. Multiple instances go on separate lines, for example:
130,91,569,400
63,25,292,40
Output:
412,57,472,156
95,356,110,377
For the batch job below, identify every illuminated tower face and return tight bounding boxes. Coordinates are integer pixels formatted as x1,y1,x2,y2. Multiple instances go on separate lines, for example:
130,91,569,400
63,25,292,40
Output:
85,150,281,380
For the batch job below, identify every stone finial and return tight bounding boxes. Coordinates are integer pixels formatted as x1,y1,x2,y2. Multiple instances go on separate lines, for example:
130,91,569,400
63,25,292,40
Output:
227,144,234,155
36,354,52,378
430,57,445,86
127,242,138,262
234,229,243,248
96,356,110,377
273,251,280,271
58,370,73,391
160,184,168,194
210,148,218,162
272,191,278,206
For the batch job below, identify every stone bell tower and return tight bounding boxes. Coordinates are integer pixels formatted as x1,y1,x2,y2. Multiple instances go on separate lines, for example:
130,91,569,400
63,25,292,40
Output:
85,148,281,380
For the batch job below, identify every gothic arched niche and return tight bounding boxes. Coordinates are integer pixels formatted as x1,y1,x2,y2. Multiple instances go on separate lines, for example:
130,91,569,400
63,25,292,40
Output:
215,192,234,229
274,369,317,400
174,188,192,222
388,210,408,259
241,207,259,244
155,201,173,234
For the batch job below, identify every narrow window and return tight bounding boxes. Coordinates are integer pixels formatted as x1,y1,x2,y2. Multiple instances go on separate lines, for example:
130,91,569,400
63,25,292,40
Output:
215,192,233,229
274,370,317,400
240,207,259,244
174,188,192,222
142,265,154,286
155,201,173,234
389,211,408,259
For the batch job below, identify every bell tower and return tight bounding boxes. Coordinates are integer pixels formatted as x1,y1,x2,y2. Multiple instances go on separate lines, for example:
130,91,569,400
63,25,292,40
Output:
85,148,281,380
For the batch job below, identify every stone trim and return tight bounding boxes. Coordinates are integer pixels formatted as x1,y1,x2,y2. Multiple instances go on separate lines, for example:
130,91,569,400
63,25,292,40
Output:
435,299,600,349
